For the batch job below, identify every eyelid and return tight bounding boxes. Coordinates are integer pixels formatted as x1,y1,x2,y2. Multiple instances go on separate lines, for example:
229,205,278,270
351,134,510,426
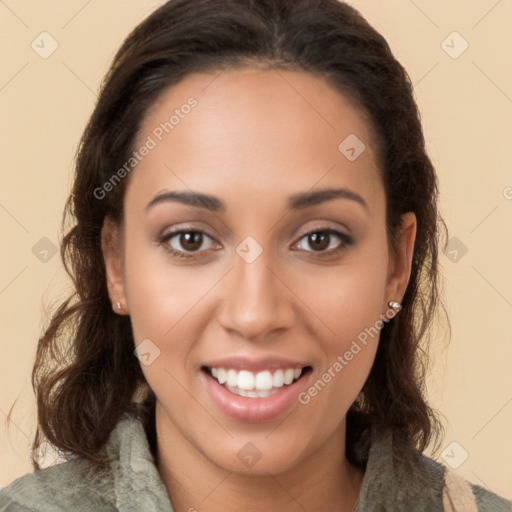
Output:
160,224,219,243
158,226,222,258
291,227,352,254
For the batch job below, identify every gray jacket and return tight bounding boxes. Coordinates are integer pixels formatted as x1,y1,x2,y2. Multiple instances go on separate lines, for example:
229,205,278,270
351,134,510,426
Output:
0,405,510,511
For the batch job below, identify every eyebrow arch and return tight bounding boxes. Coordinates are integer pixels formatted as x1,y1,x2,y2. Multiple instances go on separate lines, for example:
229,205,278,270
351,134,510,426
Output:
145,187,368,213
288,187,369,211
146,190,225,212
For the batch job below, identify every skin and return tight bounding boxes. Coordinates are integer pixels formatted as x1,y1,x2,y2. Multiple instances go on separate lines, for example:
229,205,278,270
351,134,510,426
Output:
102,66,416,512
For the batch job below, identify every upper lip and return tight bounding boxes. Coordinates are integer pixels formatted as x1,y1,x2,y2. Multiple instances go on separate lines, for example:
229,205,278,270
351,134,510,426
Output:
202,356,311,373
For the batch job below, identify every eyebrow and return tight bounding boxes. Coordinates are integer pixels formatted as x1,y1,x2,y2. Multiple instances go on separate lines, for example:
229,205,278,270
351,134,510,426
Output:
287,188,369,211
146,190,225,212
145,187,369,213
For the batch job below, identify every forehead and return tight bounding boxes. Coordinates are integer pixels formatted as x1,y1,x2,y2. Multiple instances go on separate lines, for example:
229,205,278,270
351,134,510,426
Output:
127,66,384,213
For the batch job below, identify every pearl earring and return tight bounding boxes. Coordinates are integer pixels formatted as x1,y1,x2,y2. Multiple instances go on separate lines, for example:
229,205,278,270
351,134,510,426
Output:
388,301,401,311
115,302,123,311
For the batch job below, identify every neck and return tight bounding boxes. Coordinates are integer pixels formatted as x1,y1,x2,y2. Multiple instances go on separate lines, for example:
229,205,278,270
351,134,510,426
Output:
155,404,364,512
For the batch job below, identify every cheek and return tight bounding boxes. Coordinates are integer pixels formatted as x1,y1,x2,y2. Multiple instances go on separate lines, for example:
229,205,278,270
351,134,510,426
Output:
291,238,388,408
294,274,382,437
122,234,217,342
121,233,229,408
293,237,389,344
123,243,209,412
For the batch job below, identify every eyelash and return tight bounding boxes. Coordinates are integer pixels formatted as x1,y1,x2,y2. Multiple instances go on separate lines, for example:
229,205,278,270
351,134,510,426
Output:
158,227,352,261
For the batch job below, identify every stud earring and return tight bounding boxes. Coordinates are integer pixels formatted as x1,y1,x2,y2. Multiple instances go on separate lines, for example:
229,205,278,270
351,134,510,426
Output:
388,301,402,311
115,302,123,311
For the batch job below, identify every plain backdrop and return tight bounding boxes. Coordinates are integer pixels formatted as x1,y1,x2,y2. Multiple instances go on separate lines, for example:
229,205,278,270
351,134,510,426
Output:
1,0,511,499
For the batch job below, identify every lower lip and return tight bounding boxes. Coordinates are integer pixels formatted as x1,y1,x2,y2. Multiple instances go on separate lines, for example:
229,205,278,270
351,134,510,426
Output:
202,369,311,423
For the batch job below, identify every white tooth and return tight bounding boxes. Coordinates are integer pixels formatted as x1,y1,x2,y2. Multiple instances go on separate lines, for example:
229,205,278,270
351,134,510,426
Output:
272,369,284,387
217,368,227,384
246,390,259,398
238,389,249,397
227,369,238,387
283,368,294,385
255,370,273,390
211,368,218,378
257,389,271,398
294,368,302,380
237,370,255,390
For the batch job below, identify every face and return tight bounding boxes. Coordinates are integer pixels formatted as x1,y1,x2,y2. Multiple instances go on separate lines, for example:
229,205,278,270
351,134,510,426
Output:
103,66,416,475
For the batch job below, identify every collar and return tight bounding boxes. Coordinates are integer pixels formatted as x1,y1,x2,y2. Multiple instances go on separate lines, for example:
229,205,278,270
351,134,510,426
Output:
105,405,175,511
106,404,445,512
354,426,445,511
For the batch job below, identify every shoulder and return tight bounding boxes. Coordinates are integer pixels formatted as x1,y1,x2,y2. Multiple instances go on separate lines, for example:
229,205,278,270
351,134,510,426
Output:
0,458,116,512
356,427,512,511
0,403,173,512
419,454,511,512
469,481,512,512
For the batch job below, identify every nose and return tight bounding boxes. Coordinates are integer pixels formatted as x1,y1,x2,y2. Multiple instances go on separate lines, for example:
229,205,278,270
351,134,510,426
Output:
216,249,296,342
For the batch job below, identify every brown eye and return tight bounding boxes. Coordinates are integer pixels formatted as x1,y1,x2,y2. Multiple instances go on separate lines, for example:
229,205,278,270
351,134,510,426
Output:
294,229,351,254
162,230,218,256
307,231,330,251
179,232,203,251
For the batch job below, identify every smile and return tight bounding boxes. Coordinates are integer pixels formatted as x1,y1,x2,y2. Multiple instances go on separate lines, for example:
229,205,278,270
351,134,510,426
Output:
201,360,313,422
209,367,305,398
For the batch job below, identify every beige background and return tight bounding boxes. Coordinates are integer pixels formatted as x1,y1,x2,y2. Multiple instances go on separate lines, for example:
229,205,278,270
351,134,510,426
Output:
1,0,511,499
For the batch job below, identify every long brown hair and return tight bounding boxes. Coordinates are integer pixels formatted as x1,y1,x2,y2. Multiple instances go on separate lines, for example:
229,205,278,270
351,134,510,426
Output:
17,0,447,469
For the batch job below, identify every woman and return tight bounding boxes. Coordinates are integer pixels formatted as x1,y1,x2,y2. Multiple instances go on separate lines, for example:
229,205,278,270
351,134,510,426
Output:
1,0,510,510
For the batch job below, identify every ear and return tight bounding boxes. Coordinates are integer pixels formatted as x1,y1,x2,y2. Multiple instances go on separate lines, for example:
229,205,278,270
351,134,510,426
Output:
384,212,417,307
101,216,129,315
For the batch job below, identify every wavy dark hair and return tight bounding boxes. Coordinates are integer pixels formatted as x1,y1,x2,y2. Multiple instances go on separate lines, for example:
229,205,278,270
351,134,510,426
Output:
16,0,448,470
